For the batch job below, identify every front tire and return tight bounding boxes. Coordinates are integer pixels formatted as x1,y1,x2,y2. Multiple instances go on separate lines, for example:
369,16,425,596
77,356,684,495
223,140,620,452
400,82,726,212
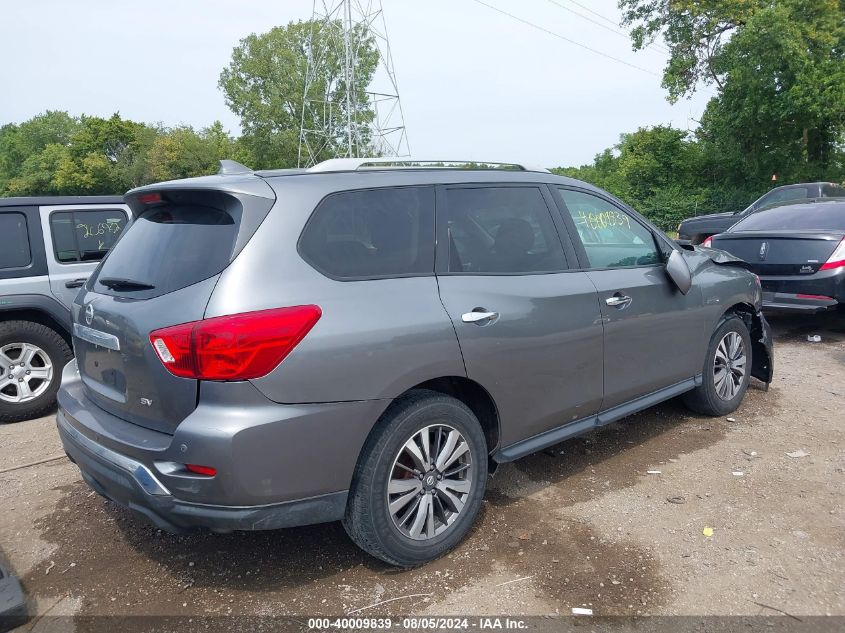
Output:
682,314,751,416
0,320,72,424
343,390,488,567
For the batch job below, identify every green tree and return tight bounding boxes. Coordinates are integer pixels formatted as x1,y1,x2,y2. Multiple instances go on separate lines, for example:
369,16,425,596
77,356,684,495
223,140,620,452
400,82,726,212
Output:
556,126,713,230
0,111,80,194
48,114,151,195
0,112,244,197
146,122,238,182
620,0,845,185
219,20,379,169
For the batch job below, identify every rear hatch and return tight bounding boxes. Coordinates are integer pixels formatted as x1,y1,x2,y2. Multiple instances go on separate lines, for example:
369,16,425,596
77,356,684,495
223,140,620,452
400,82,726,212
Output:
709,232,843,276
72,181,275,434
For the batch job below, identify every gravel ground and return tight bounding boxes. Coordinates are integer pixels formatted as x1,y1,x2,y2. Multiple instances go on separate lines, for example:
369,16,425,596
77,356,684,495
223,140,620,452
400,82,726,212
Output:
0,311,842,625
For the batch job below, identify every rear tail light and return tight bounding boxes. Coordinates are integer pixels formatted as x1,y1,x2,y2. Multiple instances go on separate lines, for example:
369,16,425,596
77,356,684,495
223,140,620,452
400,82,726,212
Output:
819,237,845,270
136,192,163,205
150,306,321,381
702,236,713,248
185,464,217,477
796,294,832,301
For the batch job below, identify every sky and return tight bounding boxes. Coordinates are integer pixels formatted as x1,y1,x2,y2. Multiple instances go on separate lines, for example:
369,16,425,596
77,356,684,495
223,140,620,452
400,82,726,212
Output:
0,0,713,168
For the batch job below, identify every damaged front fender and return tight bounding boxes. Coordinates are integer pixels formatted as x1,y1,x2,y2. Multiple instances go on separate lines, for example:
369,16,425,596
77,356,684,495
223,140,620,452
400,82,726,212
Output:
737,307,774,386
699,246,752,270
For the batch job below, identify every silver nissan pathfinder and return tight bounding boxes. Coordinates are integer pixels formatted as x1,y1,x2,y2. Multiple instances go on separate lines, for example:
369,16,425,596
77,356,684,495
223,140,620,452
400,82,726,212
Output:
57,158,773,567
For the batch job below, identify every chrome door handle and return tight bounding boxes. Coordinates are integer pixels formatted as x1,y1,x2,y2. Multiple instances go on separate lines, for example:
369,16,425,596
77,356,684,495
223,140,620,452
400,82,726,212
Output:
461,310,499,324
605,294,632,308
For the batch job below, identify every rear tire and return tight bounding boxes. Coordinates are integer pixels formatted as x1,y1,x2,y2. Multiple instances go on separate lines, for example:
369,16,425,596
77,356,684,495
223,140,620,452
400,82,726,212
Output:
682,314,751,416
343,390,487,567
0,320,72,424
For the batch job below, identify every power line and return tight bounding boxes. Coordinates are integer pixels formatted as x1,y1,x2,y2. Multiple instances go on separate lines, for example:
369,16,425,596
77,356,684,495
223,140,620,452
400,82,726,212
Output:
470,0,660,77
565,0,622,28
545,0,671,55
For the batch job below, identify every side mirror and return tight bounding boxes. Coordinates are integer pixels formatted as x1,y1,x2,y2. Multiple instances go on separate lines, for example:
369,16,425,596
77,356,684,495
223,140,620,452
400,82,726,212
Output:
666,250,692,295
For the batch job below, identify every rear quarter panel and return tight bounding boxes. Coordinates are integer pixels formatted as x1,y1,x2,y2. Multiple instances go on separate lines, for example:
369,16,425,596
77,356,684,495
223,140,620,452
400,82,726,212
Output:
204,174,466,404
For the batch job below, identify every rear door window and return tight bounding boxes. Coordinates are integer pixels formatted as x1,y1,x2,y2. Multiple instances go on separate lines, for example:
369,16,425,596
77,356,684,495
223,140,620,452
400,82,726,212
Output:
50,209,127,263
558,188,660,269
444,186,567,274
93,206,238,298
0,213,31,269
299,186,435,279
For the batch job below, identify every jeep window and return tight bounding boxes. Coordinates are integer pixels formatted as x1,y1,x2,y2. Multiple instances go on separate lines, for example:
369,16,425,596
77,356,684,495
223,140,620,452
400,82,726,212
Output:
93,205,238,298
0,213,31,269
299,186,435,279
50,209,127,263
445,187,567,274
558,189,660,268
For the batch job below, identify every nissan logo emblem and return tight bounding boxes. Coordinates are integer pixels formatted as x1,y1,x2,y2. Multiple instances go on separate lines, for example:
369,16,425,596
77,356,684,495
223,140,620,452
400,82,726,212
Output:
84,303,95,326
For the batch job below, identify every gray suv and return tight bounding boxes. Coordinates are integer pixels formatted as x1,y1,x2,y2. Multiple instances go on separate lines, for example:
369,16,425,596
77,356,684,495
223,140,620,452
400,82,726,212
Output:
0,197,130,423
57,159,773,566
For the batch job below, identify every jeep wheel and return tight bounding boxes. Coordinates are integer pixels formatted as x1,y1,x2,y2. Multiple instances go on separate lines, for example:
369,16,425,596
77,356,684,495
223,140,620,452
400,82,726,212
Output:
343,390,487,567
0,321,72,423
682,314,751,416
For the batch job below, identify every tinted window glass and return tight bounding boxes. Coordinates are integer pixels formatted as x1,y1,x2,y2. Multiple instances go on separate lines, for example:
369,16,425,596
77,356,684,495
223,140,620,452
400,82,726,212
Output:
94,206,237,297
732,202,845,232
821,183,845,197
754,187,812,211
50,209,127,263
300,186,434,279
558,188,660,268
445,187,566,273
0,213,31,269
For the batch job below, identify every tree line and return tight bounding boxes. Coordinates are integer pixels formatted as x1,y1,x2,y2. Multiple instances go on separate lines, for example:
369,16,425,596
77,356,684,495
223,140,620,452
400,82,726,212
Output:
2,1,843,232
555,0,845,229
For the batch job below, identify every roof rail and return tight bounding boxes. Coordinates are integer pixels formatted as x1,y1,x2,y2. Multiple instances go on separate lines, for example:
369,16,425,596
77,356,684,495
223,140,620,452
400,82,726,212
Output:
307,157,551,174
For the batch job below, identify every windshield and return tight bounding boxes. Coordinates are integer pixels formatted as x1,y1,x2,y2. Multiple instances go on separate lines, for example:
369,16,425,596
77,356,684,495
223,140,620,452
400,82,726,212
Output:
731,202,845,232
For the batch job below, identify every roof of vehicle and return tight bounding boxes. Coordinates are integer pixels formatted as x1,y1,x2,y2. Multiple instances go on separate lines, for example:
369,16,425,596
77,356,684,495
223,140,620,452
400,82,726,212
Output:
0,195,125,208
768,182,843,190
128,158,598,200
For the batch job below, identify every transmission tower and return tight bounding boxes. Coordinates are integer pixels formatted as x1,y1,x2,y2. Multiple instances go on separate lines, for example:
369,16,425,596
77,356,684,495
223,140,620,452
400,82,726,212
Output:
298,0,410,167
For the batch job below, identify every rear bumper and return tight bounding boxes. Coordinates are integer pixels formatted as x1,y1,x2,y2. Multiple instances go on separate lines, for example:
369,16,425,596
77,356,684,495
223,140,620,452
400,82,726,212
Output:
760,268,844,312
57,360,389,532
762,291,838,312
58,409,346,533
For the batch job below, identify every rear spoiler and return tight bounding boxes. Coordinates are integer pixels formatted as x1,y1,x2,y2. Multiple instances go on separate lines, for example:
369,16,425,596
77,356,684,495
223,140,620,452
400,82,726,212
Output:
124,163,275,216
123,166,277,259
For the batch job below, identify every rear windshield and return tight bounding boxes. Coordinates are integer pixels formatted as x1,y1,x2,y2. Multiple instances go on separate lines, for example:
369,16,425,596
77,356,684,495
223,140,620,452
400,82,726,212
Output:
93,206,238,298
732,202,845,232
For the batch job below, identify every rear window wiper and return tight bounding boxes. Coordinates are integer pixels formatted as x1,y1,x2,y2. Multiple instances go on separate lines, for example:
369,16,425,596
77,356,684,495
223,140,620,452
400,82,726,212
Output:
98,277,156,291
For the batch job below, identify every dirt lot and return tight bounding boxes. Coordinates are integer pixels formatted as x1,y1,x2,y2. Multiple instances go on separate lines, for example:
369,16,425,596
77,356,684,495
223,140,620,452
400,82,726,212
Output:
1,312,843,624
